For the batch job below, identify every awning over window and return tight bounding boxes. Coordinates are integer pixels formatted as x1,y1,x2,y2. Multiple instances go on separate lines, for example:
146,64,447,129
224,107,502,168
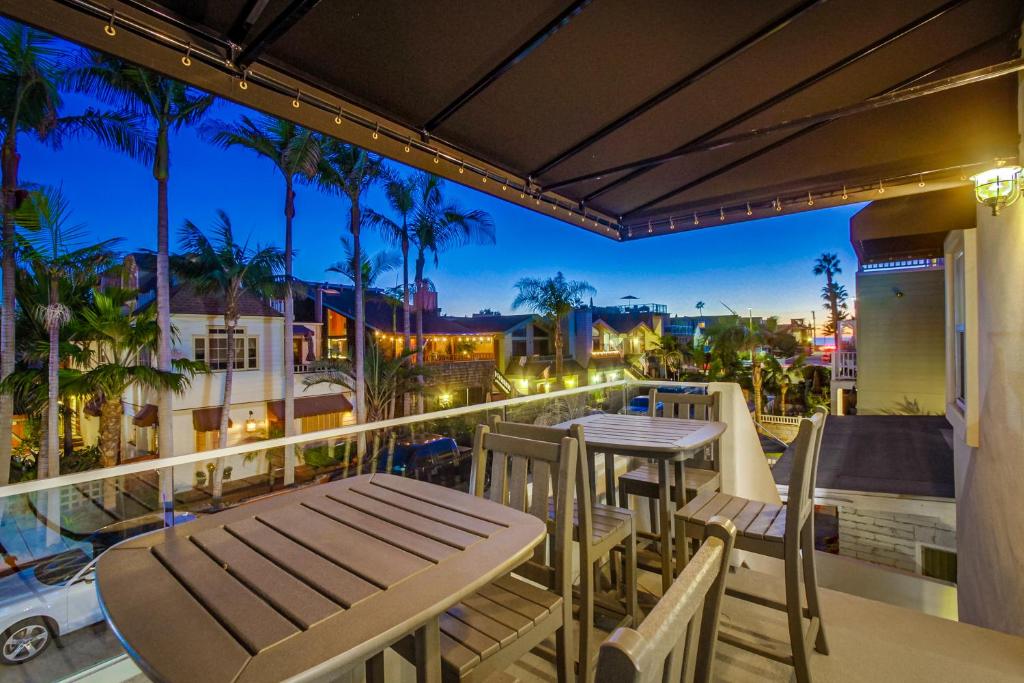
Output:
293,324,315,336
192,407,233,432
267,394,353,421
132,404,158,427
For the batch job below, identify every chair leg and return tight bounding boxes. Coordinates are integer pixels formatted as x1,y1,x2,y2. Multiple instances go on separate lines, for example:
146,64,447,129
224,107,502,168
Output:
802,522,829,655
624,526,639,627
675,515,691,571
555,608,573,683
648,496,659,535
579,555,595,683
365,652,385,683
785,539,813,683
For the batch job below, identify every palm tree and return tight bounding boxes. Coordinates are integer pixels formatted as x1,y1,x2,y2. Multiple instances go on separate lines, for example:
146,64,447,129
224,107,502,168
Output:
17,186,118,476
365,175,417,352
512,273,595,379
313,138,388,425
813,253,846,338
411,175,495,370
203,114,318,486
174,211,283,506
764,355,806,416
694,300,706,347
648,333,688,379
327,235,401,291
77,289,197,469
0,23,148,484
70,53,214,470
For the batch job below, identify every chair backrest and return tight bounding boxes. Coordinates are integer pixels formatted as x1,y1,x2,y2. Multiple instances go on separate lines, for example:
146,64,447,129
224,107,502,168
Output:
783,410,826,537
488,417,594,551
647,388,720,421
595,517,736,683
806,406,828,496
470,423,577,595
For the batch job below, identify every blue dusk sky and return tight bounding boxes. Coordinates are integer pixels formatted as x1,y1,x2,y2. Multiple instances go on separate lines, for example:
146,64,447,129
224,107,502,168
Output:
20,90,861,323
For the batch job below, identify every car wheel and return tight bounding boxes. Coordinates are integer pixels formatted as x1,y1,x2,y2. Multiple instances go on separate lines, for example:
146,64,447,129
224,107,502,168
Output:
1,618,52,665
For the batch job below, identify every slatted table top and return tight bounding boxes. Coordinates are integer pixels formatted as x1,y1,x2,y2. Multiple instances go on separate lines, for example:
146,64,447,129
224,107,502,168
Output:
97,474,546,683
555,413,727,456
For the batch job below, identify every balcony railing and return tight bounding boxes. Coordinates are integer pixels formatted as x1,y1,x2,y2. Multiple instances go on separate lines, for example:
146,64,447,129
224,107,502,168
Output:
833,350,858,380
425,352,496,363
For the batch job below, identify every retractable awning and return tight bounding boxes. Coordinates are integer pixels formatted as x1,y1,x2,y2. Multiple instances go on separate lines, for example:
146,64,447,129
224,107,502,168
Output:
131,403,158,427
266,393,353,421
4,0,1018,240
192,406,232,432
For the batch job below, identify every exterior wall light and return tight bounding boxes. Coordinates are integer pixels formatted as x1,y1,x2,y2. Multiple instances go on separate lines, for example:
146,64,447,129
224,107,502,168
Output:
245,410,257,433
972,164,1021,215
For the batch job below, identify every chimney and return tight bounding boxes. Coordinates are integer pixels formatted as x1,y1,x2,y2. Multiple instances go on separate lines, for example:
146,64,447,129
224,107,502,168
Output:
314,283,324,323
122,254,139,291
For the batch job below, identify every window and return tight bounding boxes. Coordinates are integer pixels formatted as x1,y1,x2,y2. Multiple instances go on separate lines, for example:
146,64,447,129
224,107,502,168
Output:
511,339,527,356
194,328,259,370
953,250,966,407
325,310,348,359
920,545,957,584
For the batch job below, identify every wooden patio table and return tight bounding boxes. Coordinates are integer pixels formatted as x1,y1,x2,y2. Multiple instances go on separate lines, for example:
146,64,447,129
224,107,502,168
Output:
554,413,727,593
96,473,546,683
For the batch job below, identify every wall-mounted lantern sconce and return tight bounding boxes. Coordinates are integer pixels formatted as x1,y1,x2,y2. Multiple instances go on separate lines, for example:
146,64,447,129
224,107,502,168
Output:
245,410,257,433
972,163,1021,216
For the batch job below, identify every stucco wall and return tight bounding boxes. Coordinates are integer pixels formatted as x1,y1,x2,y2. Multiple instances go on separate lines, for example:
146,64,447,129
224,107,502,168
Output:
855,268,946,415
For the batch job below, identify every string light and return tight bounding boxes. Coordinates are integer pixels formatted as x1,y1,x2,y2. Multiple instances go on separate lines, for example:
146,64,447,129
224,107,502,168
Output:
104,11,117,36
959,166,967,181
181,43,192,67
291,90,301,108
238,71,249,90
647,220,653,234
746,202,752,216
501,179,508,191
842,185,848,200
693,212,700,225
432,151,440,164
371,124,379,140
774,197,783,212
458,161,465,174
404,137,411,153
719,207,725,221
918,174,925,188
480,174,487,182
877,179,885,194
807,191,814,206
669,217,675,230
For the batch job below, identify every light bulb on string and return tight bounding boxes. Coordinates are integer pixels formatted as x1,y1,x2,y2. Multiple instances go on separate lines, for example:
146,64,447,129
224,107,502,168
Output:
842,185,848,200
669,218,676,230
719,207,725,221
693,212,699,225
807,191,814,206
404,137,411,153
334,106,343,125
291,90,301,108
372,124,379,140
238,71,249,90
918,174,925,188
648,221,653,234
104,11,117,36
774,197,782,212
501,179,508,191
877,179,885,194
458,161,465,174
181,44,193,67
746,202,752,216
432,151,440,164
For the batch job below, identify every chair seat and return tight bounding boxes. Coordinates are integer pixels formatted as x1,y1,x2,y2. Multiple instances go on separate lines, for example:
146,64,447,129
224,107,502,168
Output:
618,461,721,499
437,575,563,683
677,492,788,557
547,498,633,547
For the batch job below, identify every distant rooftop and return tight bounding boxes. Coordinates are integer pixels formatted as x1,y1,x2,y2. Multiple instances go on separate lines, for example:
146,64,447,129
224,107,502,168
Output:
773,415,954,498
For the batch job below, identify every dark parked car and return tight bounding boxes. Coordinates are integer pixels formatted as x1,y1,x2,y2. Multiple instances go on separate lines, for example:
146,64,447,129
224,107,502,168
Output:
328,435,472,488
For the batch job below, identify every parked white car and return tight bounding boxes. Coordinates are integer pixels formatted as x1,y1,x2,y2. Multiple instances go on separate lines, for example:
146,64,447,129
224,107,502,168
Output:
0,512,197,665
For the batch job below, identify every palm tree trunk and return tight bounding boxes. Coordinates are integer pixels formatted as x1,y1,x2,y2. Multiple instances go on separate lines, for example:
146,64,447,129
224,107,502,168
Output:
0,134,18,486
752,361,763,424
38,407,48,480
154,126,175,518
46,278,60,478
213,308,236,507
780,385,788,416
554,317,563,378
402,232,411,352
62,404,74,458
282,179,296,486
414,252,425,414
99,397,122,468
351,201,367,425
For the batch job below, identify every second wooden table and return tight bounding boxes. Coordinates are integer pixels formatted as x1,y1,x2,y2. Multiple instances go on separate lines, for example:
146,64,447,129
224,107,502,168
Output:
555,412,727,592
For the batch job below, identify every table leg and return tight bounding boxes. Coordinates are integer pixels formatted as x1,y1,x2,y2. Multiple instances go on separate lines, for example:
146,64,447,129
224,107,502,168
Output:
672,459,685,578
657,459,672,595
603,449,616,506
414,616,442,683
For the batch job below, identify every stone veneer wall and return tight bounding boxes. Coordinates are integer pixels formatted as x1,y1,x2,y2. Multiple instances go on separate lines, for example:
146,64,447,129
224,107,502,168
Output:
838,506,956,574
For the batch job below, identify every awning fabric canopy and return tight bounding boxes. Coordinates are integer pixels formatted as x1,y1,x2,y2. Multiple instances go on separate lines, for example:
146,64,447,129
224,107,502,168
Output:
3,1,1019,239
293,324,315,336
267,394,354,421
131,404,158,427
193,407,232,432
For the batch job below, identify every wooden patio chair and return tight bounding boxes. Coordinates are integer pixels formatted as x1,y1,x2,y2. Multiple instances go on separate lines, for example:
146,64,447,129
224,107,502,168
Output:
490,417,638,683
595,517,736,683
617,389,721,549
395,426,577,683
675,408,829,683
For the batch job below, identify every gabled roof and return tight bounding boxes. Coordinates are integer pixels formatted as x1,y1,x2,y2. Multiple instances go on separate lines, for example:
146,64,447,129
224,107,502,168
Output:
453,314,534,333
167,284,283,318
595,313,656,335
